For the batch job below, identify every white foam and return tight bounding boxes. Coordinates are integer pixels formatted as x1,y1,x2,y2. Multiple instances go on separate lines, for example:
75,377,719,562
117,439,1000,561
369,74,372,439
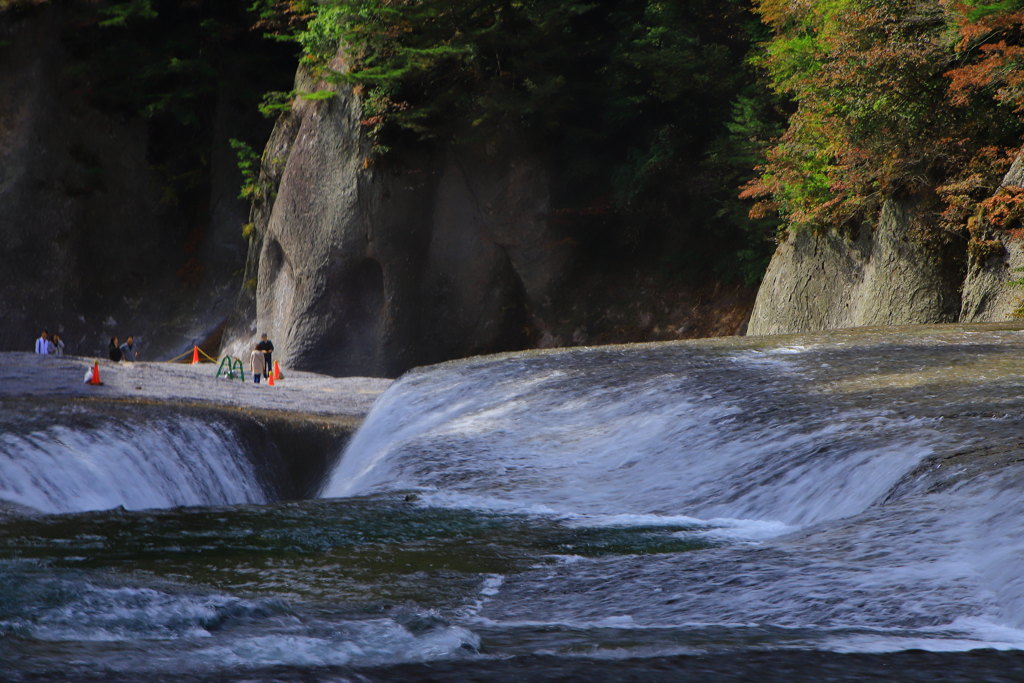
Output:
456,574,506,620
2,573,481,669
822,625,1024,654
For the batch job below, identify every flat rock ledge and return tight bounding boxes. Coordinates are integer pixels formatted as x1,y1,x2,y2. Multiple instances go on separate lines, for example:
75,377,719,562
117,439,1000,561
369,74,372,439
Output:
0,352,392,429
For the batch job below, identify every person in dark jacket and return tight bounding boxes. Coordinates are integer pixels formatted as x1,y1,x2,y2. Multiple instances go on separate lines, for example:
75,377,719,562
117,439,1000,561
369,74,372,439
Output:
119,335,138,362
109,336,122,362
256,333,274,378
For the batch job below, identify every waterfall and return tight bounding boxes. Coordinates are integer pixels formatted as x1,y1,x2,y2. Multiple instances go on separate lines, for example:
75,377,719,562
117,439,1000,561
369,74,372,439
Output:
322,344,940,529
7,328,1024,675
0,409,268,514
319,335,1024,646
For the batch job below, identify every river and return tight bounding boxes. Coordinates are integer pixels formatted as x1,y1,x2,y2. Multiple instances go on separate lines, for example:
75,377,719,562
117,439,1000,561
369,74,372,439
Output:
4,324,1024,680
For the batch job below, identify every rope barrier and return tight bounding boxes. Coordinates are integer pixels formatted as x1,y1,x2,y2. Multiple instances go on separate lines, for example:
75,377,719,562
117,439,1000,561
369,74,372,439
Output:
165,345,219,364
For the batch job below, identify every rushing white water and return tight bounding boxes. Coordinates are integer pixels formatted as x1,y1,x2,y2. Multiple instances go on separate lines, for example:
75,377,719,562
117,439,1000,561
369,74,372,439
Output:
321,335,1024,653
323,346,939,530
6,327,1024,676
0,413,268,514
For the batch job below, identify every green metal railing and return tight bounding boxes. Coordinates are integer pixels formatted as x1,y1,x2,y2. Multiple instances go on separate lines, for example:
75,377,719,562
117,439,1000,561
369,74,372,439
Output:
215,356,245,381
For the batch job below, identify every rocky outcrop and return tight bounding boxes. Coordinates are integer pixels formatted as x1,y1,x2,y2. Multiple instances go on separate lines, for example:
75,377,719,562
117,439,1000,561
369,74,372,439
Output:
959,238,1024,324
224,61,572,377
226,58,759,378
959,155,1024,322
747,198,964,335
750,152,1024,336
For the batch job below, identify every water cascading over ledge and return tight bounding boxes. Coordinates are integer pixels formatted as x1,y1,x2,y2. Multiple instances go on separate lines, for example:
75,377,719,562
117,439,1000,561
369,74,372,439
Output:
7,326,1024,677
317,324,1024,648
322,334,945,527
0,401,350,515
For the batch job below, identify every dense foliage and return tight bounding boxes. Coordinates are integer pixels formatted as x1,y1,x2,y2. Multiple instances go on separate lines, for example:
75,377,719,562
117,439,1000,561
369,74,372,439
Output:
16,0,1024,291
944,0,1024,238
252,0,784,283
746,0,1024,239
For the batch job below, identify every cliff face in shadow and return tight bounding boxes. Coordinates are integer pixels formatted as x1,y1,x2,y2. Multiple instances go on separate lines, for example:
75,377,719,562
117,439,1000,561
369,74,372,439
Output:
5,5,757,374
224,68,756,378
0,3,291,359
224,76,567,377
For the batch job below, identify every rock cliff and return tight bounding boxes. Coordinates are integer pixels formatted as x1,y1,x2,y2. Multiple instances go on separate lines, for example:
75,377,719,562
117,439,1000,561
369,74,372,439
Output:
749,150,1024,336
0,4,275,359
749,145,1024,336
958,155,1024,323
747,198,965,335
223,70,566,377
226,64,755,377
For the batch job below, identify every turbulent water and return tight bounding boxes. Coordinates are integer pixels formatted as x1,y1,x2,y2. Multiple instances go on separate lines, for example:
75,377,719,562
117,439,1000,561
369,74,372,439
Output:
0,404,268,514
5,324,1024,680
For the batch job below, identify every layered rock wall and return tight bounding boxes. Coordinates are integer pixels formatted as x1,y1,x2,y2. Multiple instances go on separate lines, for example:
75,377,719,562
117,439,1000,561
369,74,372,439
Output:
749,145,1024,337
959,155,1024,323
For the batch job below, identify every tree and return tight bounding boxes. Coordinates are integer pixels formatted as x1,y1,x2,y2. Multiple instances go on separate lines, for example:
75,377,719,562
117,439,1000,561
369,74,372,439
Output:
747,0,1022,237
257,0,783,281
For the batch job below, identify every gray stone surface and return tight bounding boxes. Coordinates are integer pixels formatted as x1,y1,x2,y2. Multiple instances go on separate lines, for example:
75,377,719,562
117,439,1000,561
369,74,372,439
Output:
224,67,570,377
959,157,1024,322
751,151,1024,336
748,198,963,335
0,352,391,424
959,240,1024,322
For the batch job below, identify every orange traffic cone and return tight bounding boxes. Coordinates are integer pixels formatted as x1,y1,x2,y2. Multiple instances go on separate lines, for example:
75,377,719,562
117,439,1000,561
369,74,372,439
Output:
191,346,200,364
268,372,275,387
274,361,282,380
90,361,101,385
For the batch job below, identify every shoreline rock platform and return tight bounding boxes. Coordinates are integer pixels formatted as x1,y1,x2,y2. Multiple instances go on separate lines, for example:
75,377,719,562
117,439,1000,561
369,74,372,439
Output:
1,352,393,428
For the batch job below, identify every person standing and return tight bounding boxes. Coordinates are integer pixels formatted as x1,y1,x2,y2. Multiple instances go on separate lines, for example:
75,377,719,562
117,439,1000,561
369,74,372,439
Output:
257,333,275,379
34,330,50,355
51,333,65,356
249,344,265,384
119,335,138,362
109,336,122,362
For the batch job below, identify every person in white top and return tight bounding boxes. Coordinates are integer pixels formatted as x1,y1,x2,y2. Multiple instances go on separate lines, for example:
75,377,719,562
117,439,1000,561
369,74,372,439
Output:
250,345,265,384
34,330,50,355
